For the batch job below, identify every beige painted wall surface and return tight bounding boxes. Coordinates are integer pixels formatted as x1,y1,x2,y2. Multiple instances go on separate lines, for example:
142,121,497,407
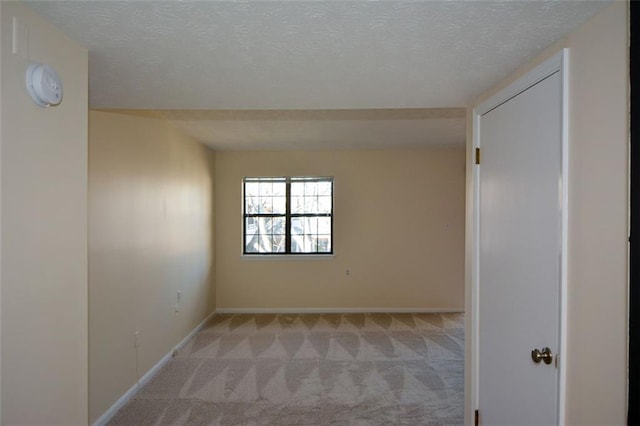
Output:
564,3,628,423
89,110,216,422
0,3,4,423
216,149,465,310
466,2,628,424
1,2,88,424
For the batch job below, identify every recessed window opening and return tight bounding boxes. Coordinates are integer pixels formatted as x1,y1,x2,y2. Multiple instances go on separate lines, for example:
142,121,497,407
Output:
243,176,333,255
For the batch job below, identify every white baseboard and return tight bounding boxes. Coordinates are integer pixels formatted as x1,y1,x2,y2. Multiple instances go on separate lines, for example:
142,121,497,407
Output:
92,310,216,426
214,307,464,314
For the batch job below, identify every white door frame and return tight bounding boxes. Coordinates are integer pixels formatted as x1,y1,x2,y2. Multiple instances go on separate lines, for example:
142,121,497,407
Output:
468,48,569,425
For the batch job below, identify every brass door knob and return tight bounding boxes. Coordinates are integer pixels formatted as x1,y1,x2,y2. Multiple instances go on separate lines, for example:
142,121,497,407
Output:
531,347,553,365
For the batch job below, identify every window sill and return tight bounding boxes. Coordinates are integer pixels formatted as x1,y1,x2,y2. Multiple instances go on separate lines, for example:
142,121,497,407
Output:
241,254,335,261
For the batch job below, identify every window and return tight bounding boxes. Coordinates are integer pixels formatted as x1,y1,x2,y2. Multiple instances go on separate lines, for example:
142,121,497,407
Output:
243,177,333,255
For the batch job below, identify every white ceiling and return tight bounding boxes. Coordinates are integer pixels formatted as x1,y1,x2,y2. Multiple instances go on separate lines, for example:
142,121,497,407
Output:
27,0,610,150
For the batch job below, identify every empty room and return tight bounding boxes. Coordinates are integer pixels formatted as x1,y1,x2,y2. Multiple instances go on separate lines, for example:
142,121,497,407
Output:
0,1,629,425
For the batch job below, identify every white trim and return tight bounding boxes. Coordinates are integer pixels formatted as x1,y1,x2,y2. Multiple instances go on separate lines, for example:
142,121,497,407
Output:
471,105,481,423
215,307,464,314
557,47,570,426
470,48,568,425
92,310,216,426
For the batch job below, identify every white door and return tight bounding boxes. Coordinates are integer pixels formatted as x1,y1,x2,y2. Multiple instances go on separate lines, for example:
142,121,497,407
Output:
477,65,563,425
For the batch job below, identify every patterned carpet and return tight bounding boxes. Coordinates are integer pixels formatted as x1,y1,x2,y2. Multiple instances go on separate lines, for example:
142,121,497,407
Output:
109,312,464,425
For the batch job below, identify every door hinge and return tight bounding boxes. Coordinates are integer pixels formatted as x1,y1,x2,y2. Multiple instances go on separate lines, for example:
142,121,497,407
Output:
475,147,481,165
475,409,480,426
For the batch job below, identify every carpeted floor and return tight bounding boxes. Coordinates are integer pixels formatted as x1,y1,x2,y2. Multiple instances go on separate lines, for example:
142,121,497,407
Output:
108,312,464,425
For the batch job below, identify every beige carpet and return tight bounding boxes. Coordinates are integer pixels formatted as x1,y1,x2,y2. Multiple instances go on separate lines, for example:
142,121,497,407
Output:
108,313,464,425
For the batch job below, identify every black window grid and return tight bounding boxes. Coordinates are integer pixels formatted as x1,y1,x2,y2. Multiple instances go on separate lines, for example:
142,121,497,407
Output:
243,177,333,255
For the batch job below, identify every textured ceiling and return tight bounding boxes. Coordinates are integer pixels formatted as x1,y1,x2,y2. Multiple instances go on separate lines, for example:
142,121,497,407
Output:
27,0,609,110
26,1,609,149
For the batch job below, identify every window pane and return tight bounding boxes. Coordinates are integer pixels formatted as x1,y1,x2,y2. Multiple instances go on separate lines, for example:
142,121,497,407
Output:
245,182,260,196
318,217,331,234
273,196,286,214
245,217,258,237
307,217,318,234
258,182,273,196
291,194,304,213
273,182,286,196
259,216,284,235
318,196,332,213
245,216,285,253
272,234,285,253
245,195,259,214
304,196,316,213
292,217,320,235
317,235,331,253
291,218,330,252
305,182,318,196
290,180,332,214
291,217,306,235
247,234,287,253
291,237,303,253
304,236,317,252
292,195,321,214
291,234,316,252
245,234,275,253
257,197,272,214
245,178,288,215
291,182,304,196
245,235,259,253
247,193,286,214
317,181,332,196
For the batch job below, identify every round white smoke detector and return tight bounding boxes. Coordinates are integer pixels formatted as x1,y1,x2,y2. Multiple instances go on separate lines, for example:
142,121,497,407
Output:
26,63,63,107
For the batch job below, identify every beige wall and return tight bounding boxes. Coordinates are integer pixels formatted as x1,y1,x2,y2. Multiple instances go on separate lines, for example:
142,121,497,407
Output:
465,2,629,423
215,149,465,310
1,2,88,424
89,111,216,422
0,3,4,422
564,3,628,422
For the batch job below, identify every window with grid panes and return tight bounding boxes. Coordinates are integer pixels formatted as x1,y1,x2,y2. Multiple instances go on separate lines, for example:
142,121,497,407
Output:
243,177,333,255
